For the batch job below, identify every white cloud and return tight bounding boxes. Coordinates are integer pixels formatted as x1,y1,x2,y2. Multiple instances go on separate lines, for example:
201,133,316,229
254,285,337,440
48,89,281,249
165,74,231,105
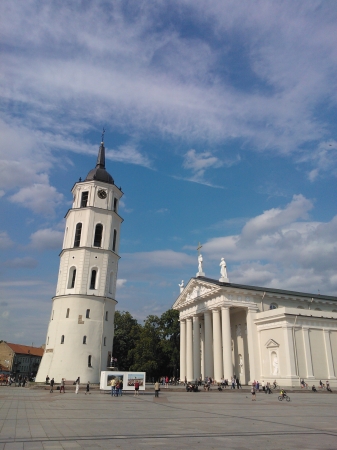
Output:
4,257,38,269
0,231,14,249
201,195,337,294
0,1,336,177
29,227,64,250
10,184,63,216
116,279,127,289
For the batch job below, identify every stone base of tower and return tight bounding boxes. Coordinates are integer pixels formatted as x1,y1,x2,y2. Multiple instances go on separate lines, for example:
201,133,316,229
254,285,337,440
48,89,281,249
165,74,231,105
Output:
36,294,116,384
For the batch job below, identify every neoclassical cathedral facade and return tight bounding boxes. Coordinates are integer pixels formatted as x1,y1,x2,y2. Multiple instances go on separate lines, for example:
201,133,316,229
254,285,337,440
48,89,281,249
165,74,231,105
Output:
173,260,337,387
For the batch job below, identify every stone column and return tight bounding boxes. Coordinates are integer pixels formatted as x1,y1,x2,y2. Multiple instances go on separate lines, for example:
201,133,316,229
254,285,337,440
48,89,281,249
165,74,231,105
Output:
323,329,336,379
246,308,257,383
186,318,193,382
200,319,205,379
221,306,232,380
193,316,201,380
302,327,314,379
180,319,186,382
212,309,223,382
204,311,214,378
282,326,297,378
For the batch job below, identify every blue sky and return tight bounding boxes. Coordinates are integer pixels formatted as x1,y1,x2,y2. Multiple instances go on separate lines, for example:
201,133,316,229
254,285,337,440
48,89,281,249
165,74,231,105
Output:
0,1,337,345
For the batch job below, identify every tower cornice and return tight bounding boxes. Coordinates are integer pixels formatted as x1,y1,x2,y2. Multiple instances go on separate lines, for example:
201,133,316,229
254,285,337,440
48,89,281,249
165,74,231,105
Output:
64,206,124,222
59,246,121,258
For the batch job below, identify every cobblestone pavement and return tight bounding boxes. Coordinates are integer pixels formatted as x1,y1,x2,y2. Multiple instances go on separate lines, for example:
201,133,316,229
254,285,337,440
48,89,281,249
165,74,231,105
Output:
0,387,336,449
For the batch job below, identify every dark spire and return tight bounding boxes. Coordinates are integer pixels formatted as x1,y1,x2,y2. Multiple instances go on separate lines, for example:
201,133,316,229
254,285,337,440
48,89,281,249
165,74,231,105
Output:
85,133,114,185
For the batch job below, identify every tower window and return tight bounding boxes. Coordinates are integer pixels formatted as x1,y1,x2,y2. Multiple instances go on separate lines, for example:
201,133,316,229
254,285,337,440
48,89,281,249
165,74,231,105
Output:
86,309,90,319
81,191,89,207
93,224,103,247
105,311,108,321
113,198,118,212
83,336,87,344
112,229,117,252
104,337,106,346
47,336,49,345
109,272,114,294
90,270,97,290
68,268,76,289
88,355,92,367
74,223,82,247
66,308,70,318
51,310,54,320
61,335,64,344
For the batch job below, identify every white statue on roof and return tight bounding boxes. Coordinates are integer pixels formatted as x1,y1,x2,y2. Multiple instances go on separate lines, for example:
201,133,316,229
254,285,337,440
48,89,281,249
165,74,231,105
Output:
219,258,229,282
178,280,184,293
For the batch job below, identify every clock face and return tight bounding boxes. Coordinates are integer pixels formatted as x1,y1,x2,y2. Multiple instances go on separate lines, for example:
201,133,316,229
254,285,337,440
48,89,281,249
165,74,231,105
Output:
97,189,107,199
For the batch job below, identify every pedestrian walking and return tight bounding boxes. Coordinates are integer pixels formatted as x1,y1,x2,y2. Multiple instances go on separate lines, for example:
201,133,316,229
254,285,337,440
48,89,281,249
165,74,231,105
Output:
50,378,54,393
119,379,123,396
251,386,256,401
75,377,80,394
85,381,90,394
154,381,160,397
60,378,65,393
134,380,140,396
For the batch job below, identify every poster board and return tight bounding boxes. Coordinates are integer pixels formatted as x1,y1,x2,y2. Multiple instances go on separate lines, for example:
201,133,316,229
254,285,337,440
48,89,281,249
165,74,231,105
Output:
100,371,146,391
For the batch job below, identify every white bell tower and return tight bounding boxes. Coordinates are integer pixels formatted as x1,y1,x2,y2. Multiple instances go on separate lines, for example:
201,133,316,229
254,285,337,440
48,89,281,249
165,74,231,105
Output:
36,138,123,383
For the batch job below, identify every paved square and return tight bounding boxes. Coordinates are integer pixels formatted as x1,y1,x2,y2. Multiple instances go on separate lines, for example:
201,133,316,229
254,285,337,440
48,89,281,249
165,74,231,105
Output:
0,388,336,449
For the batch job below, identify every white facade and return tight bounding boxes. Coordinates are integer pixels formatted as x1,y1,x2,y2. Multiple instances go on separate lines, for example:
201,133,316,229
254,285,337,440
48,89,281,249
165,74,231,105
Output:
173,275,337,387
36,142,123,383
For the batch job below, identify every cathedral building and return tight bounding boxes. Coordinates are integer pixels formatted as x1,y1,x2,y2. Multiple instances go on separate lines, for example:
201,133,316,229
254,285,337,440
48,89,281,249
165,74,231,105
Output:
36,138,123,383
173,256,337,387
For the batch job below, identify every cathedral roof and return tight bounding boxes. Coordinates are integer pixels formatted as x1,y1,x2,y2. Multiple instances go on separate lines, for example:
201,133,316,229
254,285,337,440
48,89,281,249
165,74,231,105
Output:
85,141,114,185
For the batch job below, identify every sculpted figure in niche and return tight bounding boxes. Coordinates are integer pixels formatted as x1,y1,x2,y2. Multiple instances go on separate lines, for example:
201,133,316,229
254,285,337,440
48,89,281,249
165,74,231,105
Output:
239,354,243,374
272,352,279,375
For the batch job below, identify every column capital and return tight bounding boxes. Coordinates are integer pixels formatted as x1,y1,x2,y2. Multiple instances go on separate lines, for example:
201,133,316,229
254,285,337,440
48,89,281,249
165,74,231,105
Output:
186,317,193,322
211,308,221,315
221,305,230,311
204,310,212,316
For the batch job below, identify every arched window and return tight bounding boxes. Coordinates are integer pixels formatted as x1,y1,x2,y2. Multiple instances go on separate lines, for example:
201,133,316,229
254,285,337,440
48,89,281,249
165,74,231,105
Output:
90,270,97,290
270,303,278,310
86,309,90,319
68,267,76,289
83,336,87,344
66,308,70,318
93,224,103,247
109,271,114,294
105,311,108,321
88,355,92,367
113,198,118,212
74,223,82,247
112,229,117,252
61,335,64,344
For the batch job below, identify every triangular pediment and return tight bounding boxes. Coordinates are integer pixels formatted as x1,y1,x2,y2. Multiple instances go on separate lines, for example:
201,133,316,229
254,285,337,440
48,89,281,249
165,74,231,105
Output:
173,278,221,310
265,339,279,348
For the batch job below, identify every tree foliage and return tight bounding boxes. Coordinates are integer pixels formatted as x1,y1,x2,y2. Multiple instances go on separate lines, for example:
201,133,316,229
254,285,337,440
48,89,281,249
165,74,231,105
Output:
112,308,180,380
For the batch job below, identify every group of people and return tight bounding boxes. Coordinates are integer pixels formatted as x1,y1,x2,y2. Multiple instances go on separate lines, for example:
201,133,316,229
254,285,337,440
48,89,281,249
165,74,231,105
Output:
109,377,124,396
46,375,90,394
312,380,332,393
0,375,28,386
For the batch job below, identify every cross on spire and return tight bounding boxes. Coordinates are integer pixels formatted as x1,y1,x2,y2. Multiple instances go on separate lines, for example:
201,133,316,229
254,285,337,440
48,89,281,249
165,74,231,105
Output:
197,242,202,254
101,127,105,143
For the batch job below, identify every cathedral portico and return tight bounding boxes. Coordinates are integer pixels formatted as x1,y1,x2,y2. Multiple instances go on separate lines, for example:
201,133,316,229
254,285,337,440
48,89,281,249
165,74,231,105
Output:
173,257,337,386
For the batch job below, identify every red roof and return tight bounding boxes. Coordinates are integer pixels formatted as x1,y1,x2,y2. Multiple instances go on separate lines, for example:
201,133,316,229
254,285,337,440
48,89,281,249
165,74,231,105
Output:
6,343,44,357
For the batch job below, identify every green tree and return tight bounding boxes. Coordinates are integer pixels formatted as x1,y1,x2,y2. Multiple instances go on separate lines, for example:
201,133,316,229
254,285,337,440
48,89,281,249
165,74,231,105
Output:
159,309,180,379
112,311,141,370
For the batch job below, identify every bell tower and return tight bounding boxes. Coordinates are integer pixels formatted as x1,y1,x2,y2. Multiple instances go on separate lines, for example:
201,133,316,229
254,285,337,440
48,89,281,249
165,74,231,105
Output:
36,137,123,383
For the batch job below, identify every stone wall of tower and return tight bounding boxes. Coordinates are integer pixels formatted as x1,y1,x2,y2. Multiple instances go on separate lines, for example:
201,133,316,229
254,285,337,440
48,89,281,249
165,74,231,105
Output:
36,148,123,384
